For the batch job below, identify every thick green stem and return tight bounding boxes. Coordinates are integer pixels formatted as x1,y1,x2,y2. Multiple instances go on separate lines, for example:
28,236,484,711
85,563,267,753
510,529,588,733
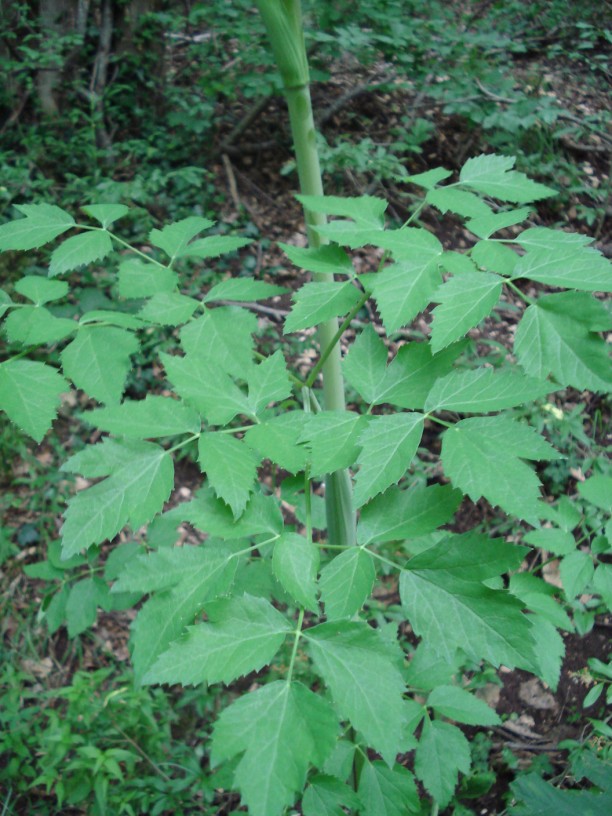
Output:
256,0,356,548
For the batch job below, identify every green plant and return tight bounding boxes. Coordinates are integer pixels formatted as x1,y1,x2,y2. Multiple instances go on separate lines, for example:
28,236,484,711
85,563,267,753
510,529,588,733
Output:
1,3,611,816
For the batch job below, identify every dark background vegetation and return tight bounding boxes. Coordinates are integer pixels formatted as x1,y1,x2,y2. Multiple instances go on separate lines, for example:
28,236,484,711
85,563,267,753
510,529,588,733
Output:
0,1,610,814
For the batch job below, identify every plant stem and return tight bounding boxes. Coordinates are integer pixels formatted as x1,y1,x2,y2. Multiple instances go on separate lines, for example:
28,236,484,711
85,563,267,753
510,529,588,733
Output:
287,608,305,683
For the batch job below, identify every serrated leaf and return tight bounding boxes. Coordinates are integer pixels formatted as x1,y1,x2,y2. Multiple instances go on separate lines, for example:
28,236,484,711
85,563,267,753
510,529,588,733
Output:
14,276,68,305
471,239,519,275
49,230,113,276
415,719,471,807
439,251,479,276
515,227,593,251
524,528,576,556
372,259,442,333
358,760,420,816
177,234,252,259
130,550,237,684
247,350,291,415
112,545,228,594
198,433,258,517
537,292,612,332
61,435,139,477
306,621,406,765
466,208,533,240
272,533,319,611
0,360,68,442
82,204,129,228
354,413,424,507
211,681,337,816
161,352,251,424
400,552,535,669
80,310,149,330
138,292,199,325
578,475,612,513
559,551,595,599
149,216,214,260
85,395,200,438
0,289,13,318
513,245,611,292
426,187,492,218
118,258,178,298
458,154,556,203
342,324,388,404
319,547,375,619
284,281,362,334
358,226,442,261
407,532,527,580
302,775,362,816
144,594,291,685
405,167,453,189
61,440,174,557
429,271,502,352
296,194,387,227
510,770,612,816
244,412,309,473
357,484,462,545
279,242,354,277
425,368,551,413
203,278,287,303
181,488,283,539
61,326,139,404
180,307,257,376
0,203,75,250
300,411,366,476
514,302,612,393
66,578,99,637
4,306,76,345
441,416,561,521
427,685,500,725
376,341,462,410
528,615,565,691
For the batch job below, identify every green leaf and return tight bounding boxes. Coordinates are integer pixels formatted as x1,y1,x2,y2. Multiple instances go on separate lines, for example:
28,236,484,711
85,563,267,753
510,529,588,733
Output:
244,412,308,473
82,204,129,228
594,564,612,610
524,528,576,556
0,289,13,318
161,352,251,424
61,326,139,404
117,258,178,298
354,413,424,507
514,301,612,393
138,292,199,325
415,719,471,807
510,770,612,816
4,306,76,345
144,594,291,685
178,234,252,259
61,440,174,557
247,350,292,415
14,275,68,305
284,281,362,334
528,615,565,691
429,271,502,352
130,549,237,684
302,775,362,816
405,167,452,189
66,578,99,637
358,760,420,816
357,227,442,261
357,484,461,545
180,307,257,376
0,203,75,251
198,433,258,517
296,194,387,227
279,242,354,277
441,416,561,521
319,547,375,619
306,621,406,765
371,259,442,333
471,238,520,275
149,216,214,260
342,324,388,404
49,230,113,276
515,227,593,252
272,533,319,612
425,368,551,413
578,475,612,514
559,551,595,599
375,341,462,410
112,545,225,593
458,154,556,203
203,278,287,303
0,360,68,442
400,537,536,668
211,681,337,816
181,488,283,540
466,208,533,240
300,411,366,475
85,395,200,438
427,685,501,725
513,245,612,292
426,187,492,218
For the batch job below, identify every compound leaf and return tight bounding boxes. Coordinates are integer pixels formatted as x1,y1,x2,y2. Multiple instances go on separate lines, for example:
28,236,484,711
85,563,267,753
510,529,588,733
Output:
429,271,502,353
118,258,178,298
279,242,354,277
0,203,75,251
138,292,199,325
198,432,258,517
319,547,375,619
4,306,76,345
272,533,319,612
49,230,113,276
371,259,442,333
300,411,366,476
513,244,611,292
358,760,420,816
14,275,68,305
61,326,139,404
414,719,471,807
458,154,556,203
284,281,362,334
149,216,214,260
425,368,551,413
81,204,129,228
247,350,292,415
85,395,200,438
244,412,309,473
0,360,68,443
342,324,388,404
427,685,500,726
376,341,462,410
180,306,257,376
